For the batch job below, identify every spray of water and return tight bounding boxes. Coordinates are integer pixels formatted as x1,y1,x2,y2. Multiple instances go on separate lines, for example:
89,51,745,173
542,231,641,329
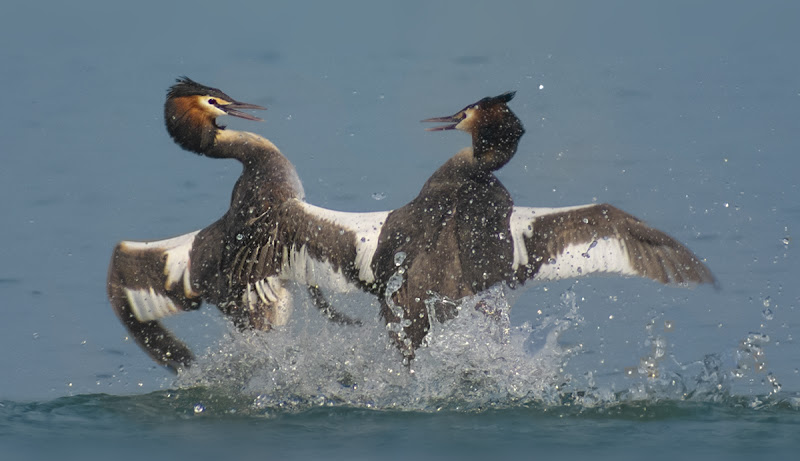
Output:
174,283,583,411
172,282,792,413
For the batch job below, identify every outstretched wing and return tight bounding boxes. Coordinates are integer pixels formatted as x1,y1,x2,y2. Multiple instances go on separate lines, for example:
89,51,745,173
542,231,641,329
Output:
509,204,715,286
107,231,202,372
230,198,391,293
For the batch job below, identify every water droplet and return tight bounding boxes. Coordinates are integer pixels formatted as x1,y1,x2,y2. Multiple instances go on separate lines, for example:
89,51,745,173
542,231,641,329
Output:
653,337,667,358
762,308,774,321
767,373,782,393
193,403,205,414
664,320,674,332
371,192,386,201
782,237,790,245
236,233,244,241
394,252,406,266
762,296,771,308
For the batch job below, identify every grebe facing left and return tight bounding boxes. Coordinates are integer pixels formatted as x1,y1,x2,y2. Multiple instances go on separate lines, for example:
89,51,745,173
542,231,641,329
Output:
368,92,715,360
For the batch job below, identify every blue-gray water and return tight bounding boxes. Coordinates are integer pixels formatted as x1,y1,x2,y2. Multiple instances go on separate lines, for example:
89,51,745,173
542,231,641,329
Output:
1,1,799,459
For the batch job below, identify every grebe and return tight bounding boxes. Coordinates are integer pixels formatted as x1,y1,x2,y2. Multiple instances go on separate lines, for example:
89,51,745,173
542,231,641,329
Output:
107,78,361,371
370,92,715,358
108,80,714,370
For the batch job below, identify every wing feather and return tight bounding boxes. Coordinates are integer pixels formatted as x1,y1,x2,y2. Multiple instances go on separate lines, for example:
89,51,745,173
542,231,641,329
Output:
107,231,201,371
232,199,390,292
509,204,715,286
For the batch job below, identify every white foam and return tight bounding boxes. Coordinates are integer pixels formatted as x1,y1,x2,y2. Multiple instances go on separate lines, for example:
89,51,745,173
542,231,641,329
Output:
175,287,575,411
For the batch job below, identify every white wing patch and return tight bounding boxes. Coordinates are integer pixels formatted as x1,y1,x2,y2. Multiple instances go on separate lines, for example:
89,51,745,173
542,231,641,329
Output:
280,244,356,293
509,205,594,270
243,277,293,326
298,202,390,283
532,237,638,281
124,287,183,322
121,230,200,297
119,230,199,252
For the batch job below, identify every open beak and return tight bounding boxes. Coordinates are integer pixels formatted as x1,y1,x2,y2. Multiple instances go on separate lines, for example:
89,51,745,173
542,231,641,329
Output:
223,101,266,121
421,113,463,131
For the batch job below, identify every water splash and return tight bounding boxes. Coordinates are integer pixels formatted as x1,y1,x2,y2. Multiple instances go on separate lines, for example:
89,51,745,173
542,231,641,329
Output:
383,252,410,356
174,284,580,411
736,332,770,376
170,284,791,414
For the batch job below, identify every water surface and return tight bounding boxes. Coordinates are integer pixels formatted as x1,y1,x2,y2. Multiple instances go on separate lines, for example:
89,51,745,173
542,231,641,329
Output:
1,1,798,459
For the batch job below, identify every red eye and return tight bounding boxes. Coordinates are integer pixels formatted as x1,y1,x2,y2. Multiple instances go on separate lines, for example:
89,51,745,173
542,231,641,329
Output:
208,98,218,105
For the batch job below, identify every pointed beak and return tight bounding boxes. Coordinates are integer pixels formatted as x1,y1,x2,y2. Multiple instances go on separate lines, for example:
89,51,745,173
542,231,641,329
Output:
421,114,462,131
222,101,266,121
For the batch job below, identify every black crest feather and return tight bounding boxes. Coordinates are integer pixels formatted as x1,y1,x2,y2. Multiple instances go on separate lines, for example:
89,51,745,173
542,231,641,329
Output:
167,76,232,101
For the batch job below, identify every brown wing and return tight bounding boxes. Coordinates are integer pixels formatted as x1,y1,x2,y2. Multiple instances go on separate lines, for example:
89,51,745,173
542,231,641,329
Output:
509,204,716,286
228,198,390,293
107,231,202,372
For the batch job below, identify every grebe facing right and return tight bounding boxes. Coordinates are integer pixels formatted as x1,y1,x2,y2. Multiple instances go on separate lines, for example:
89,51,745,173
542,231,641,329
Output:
108,78,363,371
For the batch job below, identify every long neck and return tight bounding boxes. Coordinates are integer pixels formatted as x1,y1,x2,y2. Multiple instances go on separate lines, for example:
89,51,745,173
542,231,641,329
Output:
214,130,307,213
471,109,525,172
164,101,304,207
